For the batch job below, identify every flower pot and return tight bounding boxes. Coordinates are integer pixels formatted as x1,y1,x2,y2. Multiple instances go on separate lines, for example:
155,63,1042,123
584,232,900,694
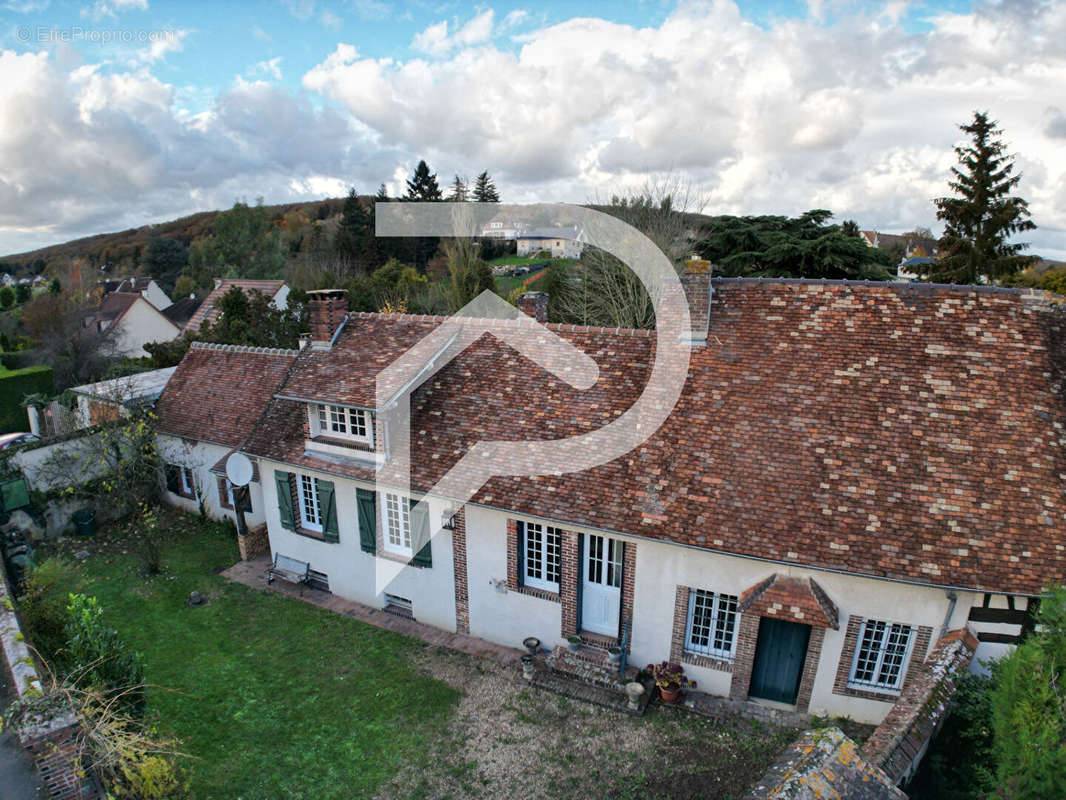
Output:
659,686,681,704
523,636,541,655
607,646,623,664
567,636,581,652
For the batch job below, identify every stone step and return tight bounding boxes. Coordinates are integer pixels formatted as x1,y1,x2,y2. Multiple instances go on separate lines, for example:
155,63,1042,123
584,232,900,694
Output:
545,644,639,690
529,669,653,716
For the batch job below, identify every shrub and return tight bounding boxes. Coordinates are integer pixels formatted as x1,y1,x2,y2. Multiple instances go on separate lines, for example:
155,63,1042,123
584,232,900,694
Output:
0,364,54,433
17,556,83,663
61,593,146,715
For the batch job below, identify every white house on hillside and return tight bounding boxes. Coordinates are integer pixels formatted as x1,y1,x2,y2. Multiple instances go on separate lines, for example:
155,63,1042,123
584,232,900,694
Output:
516,226,584,258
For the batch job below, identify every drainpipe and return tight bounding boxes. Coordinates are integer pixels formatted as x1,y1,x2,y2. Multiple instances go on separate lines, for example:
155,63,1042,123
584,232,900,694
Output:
940,591,958,640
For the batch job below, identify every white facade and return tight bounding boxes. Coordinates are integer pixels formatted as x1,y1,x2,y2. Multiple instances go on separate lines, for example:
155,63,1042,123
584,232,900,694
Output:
107,296,181,358
516,236,584,259
157,435,268,529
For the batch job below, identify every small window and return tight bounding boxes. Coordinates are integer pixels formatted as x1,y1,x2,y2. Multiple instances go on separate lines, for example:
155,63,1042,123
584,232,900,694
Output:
224,479,252,512
383,492,411,555
685,590,739,660
167,464,197,499
298,474,322,532
315,404,373,445
849,619,915,691
524,523,562,591
384,593,413,618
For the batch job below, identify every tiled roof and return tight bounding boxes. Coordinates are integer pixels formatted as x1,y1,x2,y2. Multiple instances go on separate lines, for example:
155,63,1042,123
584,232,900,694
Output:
95,291,140,322
182,279,286,334
154,342,298,448
162,296,201,326
740,575,839,629
239,279,1066,594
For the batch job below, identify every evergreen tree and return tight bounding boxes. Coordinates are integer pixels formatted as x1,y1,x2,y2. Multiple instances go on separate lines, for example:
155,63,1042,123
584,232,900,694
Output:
333,187,379,273
841,220,861,238
405,160,442,201
472,171,500,202
931,111,1036,284
375,183,389,201
447,174,468,202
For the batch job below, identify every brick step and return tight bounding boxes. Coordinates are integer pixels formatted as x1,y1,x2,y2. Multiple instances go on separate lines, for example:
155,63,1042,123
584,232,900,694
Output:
529,669,652,716
545,644,638,689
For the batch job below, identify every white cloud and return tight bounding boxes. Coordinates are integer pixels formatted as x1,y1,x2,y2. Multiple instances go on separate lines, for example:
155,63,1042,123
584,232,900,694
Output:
251,25,271,41
248,56,283,80
320,9,342,29
84,0,147,19
412,9,495,57
129,28,188,66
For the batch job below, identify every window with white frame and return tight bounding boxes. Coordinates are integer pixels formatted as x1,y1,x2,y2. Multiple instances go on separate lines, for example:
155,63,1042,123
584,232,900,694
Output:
523,523,561,591
685,590,739,660
383,492,411,555
298,474,322,532
178,466,195,497
314,404,373,445
166,464,197,499
849,619,915,691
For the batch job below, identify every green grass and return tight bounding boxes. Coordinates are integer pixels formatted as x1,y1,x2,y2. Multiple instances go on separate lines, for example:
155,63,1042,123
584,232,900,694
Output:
74,512,460,799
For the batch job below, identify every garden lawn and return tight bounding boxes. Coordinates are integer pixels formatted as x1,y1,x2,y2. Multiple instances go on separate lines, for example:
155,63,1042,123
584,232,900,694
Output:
74,513,460,800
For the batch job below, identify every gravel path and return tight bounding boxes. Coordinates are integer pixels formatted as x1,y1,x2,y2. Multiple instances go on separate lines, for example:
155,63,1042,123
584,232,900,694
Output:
375,648,798,800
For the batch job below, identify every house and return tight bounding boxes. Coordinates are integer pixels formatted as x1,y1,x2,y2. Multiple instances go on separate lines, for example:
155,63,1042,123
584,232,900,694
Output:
153,343,298,541
895,257,936,282
860,231,939,263
160,296,202,330
182,279,290,336
480,212,530,240
516,226,584,258
68,367,177,428
97,277,173,312
86,292,182,358
154,276,1066,726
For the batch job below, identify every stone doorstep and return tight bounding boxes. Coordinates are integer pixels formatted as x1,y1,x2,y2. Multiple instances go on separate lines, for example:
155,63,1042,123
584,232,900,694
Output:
545,645,637,690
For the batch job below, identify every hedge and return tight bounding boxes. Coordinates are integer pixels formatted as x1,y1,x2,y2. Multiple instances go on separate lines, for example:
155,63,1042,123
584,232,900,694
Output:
0,365,54,433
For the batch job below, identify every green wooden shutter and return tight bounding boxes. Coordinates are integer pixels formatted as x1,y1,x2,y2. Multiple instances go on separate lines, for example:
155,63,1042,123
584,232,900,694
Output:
275,471,295,531
319,479,339,543
515,521,525,586
356,488,377,554
165,464,180,494
410,497,432,568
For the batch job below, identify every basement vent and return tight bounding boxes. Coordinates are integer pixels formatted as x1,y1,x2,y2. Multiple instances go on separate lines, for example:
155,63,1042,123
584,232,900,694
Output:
308,570,330,593
384,593,413,619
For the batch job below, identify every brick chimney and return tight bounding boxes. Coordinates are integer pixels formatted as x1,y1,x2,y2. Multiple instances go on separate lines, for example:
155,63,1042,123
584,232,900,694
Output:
660,258,712,346
516,291,548,323
307,289,349,348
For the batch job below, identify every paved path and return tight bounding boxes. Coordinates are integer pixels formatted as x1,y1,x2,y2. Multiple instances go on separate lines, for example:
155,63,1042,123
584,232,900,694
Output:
0,672,46,800
222,555,524,665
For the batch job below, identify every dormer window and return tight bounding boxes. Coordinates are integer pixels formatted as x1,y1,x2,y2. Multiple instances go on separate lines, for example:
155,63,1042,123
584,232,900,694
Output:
312,403,373,446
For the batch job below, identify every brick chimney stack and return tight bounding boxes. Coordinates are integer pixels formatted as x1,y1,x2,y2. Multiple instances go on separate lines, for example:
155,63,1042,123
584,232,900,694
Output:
516,291,548,323
659,258,712,346
307,289,349,348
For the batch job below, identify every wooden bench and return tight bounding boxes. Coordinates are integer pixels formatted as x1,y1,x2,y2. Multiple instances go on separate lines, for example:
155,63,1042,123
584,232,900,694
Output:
267,553,311,595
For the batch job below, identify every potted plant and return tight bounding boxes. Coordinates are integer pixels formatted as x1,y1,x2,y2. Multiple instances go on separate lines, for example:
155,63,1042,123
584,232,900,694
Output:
567,634,582,652
647,661,696,704
607,645,623,663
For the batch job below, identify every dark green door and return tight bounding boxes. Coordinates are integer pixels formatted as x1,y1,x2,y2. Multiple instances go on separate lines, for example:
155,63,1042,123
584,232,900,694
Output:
749,618,811,705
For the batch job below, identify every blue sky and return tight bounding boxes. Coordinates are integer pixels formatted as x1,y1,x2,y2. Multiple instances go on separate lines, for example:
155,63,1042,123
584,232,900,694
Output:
1,0,1064,258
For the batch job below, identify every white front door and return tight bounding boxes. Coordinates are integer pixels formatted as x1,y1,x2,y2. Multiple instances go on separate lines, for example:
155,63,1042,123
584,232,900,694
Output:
581,534,622,636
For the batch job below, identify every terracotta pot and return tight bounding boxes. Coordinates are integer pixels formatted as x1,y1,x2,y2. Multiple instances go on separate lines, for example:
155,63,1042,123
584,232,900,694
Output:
659,686,681,704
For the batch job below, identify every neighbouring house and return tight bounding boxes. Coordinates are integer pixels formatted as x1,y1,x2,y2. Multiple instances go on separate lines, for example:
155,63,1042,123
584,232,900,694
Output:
86,292,182,358
860,231,939,263
97,276,173,311
160,296,202,329
154,276,1066,728
480,211,531,240
153,342,298,545
896,257,936,282
182,279,290,336
516,226,584,258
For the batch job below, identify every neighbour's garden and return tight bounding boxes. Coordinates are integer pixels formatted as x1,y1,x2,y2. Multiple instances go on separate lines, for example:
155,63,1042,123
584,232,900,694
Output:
6,506,799,799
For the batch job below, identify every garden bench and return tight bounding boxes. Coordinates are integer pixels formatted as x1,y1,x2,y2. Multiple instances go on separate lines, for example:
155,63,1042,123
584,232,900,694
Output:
267,553,311,595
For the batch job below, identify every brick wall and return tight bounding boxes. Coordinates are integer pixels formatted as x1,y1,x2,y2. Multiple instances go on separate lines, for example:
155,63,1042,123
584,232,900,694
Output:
560,529,580,637
833,615,934,702
452,507,469,634
619,541,636,649
309,294,349,344
729,612,762,699
25,726,91,800
795,626,826,713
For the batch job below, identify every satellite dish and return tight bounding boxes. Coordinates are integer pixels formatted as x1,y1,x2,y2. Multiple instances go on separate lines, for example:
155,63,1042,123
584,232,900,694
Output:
226,452,254,487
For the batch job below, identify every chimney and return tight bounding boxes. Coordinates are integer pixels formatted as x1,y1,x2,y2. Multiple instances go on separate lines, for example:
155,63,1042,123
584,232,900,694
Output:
662,258,712,346
307,289,349,348
516,291,548,324
213,277,223,289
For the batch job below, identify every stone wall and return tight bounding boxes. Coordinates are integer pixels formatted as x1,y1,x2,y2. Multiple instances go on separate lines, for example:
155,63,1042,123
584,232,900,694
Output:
1,566,100,799
237,523,270,561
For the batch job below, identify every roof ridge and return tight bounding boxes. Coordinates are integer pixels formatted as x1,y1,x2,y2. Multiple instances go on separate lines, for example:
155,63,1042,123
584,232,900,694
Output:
190,342,299,356
347,310,655,337
710,276,1058,299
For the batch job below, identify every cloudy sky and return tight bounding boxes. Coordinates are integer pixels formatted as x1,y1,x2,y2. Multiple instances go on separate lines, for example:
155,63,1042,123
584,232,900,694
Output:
1,0,1064,258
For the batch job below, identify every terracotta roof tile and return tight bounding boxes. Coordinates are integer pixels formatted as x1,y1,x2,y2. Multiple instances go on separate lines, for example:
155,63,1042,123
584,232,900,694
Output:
182,279,287,334
155,342,297,447
740,575,839,629
238,279,1066,594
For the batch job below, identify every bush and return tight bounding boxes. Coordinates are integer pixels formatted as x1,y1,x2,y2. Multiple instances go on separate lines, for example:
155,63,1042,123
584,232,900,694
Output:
0,364,53,433
60,593,146,716
17,556,83,663
0,285,14,309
